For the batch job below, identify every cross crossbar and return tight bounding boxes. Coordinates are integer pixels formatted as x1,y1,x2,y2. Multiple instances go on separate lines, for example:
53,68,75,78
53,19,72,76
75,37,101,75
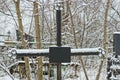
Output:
8,47,104,57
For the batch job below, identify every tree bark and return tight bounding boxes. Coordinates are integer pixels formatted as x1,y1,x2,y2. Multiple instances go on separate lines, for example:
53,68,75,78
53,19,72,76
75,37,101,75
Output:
33,1,42,80
13,0,31,80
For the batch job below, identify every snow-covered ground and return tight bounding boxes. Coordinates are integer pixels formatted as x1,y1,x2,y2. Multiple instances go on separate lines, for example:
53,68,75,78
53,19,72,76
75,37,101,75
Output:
0,64,106,80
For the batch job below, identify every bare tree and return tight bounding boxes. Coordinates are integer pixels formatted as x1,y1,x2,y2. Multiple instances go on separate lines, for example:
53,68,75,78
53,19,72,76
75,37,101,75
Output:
13,0,31,80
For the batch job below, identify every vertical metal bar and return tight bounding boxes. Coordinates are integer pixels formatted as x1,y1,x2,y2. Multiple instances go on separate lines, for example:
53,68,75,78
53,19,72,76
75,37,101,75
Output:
57,64,61,80
56,9,61,80
56,10,61,47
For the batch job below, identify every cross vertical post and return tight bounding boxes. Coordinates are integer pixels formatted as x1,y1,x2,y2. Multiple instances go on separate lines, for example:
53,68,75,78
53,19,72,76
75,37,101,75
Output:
56,9,61,47
56,6,62,80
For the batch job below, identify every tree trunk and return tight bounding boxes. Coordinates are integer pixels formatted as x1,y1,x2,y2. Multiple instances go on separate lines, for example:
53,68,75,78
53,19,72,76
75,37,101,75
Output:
33,1,42,80
13,0,31,80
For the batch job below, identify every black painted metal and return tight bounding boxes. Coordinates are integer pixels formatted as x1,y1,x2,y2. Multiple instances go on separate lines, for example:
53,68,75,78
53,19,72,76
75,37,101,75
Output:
56,10,61,47
16,51,100,57
70,52,99,56
17,52,48,57
56,9,62,80
49,47,71,63
113,33,120,55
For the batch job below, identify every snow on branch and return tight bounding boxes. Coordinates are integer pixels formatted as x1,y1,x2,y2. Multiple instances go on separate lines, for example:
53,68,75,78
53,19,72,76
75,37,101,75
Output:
0,63,15,80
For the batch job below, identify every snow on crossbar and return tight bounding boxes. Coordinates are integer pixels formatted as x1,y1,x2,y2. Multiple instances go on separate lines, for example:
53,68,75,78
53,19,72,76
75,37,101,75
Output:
71,47,104,56
8,47,104,57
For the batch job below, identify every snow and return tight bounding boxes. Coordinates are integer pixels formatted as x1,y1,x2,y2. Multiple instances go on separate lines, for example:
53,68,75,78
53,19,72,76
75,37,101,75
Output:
114,32,120,34
71,47,103,53
0,54,106,80
0,75,18,80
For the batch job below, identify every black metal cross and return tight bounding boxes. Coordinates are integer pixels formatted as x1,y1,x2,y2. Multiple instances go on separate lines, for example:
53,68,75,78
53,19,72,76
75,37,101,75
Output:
8,8,105,80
